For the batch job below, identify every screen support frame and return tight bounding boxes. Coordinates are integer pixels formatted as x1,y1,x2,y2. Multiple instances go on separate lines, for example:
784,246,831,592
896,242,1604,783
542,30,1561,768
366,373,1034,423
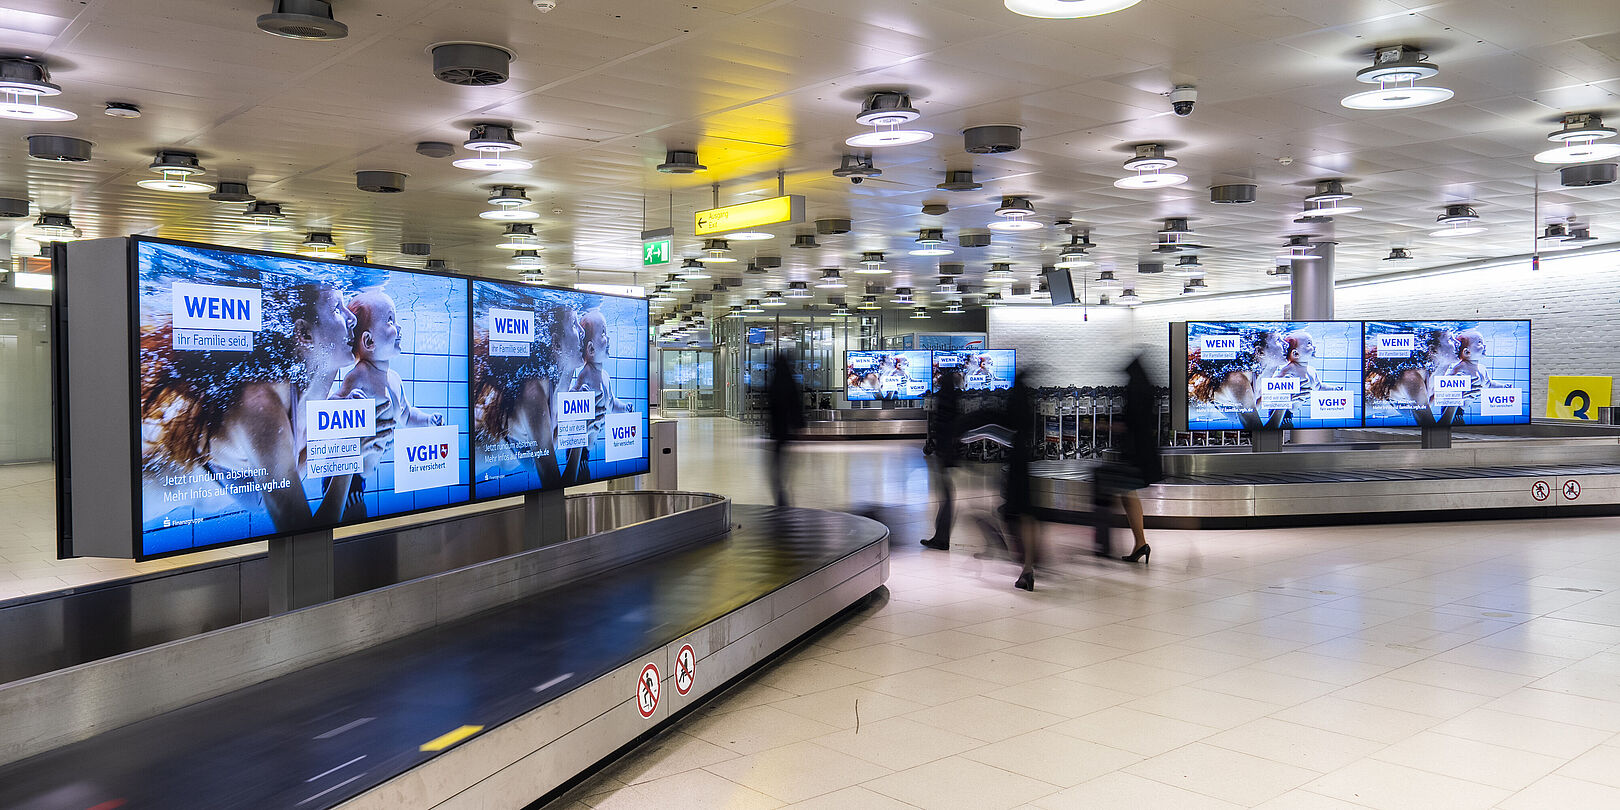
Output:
1421,425,1452,449
269,529,335,613
1250,430,1283,453
523,490,567,550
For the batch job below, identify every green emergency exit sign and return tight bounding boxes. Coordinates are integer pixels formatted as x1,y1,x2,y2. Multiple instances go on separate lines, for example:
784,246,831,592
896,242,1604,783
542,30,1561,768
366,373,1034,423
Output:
642,238,671,267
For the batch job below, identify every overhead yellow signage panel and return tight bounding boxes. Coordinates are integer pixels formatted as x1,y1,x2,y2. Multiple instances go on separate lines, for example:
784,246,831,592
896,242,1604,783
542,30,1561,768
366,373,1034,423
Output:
1548,375,1612,420
694,194,804,236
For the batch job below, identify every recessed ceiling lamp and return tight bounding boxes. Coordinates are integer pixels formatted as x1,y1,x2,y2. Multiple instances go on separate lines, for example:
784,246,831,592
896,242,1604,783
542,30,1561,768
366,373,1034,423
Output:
480,185,539,220
29,212,79,240
762,290,788,307
1563,224,1597,246
989,196,1042,231
943,301,965,314
986,262,1016,281
1115,144,1187,189
1383,247,1416,262
1156,217,1200,252
257,0,349,40
1340,45,1454,110
936,276,960,294
1279,234,1320,260
1094,270,1123,291
909,228,954,256
1430,204,1485,237
1534,113,1620,164
1004,0,1141,18
1182,277,1208,294
792,233,820,249
137,151,212,193
209,181,255,203
938,170,983,192
241,201,291,232
784,281,813,299
1304,179,1362,215
846,91,932,147
453,123,533,171
1266,260,1292,285
1115,288,1141,305
506,250,544,270
892,287,915,304
1055,234,1095,268
0,58,75,121
495,223,541,249
910,307,931,320
855,251,889,275
1537,223,1578,250
816,269,847,288
701,239,737,263
1168,255,1203,277
300,232,342,257
678,258,711,279
656,149,706,174
856,295,881,310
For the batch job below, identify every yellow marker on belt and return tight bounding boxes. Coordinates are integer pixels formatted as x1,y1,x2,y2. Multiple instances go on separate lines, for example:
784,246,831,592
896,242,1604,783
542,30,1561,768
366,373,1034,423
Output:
420,725,484,752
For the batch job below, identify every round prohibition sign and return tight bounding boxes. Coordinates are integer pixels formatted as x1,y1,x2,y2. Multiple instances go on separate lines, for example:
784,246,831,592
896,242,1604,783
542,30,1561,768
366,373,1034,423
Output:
1564,479,1582,501
1531,480,1551,502
636,662,660,719
675,644,697,696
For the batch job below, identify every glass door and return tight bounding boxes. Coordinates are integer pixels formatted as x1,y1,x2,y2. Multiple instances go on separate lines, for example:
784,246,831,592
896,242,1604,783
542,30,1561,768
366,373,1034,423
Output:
659,349,721,416
0,304,51,463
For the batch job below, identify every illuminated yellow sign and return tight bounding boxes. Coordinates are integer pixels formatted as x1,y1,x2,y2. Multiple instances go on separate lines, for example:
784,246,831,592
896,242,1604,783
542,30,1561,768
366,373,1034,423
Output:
1548,376,1612,420
694,194,804,236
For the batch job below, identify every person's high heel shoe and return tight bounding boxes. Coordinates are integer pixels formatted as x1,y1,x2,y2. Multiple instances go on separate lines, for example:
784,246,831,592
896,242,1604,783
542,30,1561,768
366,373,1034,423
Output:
1014,571,1034,591
1120,544,1151,565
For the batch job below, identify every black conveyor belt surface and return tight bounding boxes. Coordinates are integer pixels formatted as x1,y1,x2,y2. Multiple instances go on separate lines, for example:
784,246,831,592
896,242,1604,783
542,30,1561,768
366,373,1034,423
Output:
0,505,887,810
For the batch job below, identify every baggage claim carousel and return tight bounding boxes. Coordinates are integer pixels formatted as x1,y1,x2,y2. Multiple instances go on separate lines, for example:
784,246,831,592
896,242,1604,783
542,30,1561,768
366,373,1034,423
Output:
1032,423,1620,528
0,492,889,810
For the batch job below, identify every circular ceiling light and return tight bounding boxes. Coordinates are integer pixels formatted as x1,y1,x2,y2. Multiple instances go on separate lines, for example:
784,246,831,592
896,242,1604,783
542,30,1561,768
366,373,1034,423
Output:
480,207,540,221
137,150,212,193
1278,234,1320,260
1004,0,1142,18
30,212,79,240
1429,204,1484,237
495,223,540,249
845,128,933,148
1341,45,1453,110
678,258,711,279
725,231,774,241
909,228,954,256
855,251,889,274
701,238,737,263
815,269,847,289
257,0,349,40
0,95,75,120
856,295,881,311
1383,247,1416,262
650,287,677,304
1563,225,1597,246
1094,270,1123,291
242,201,290,232
829,305,853,317
1535,142,1620,164
1181,277,1209,294
989,196,1043,230
985,262,1016,280
518,271,547,284
1167,255,1203,276
855,91,921,127
1115,288,1141,305
784,281,813,299
480,185,540,220
1116,143,1187,189
506,250,544,270
910,307,930,319
1055,235,1095,268
454,154,533,171
1114,170,1188,189
0,57,61,96
1536,113,1620,164
300,232,342,256
762,290,788,307
453,123,532,170
1266,262,1293,284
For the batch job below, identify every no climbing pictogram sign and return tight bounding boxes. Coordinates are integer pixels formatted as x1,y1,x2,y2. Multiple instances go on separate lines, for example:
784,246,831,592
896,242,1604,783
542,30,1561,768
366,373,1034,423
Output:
1564,479,1582,501
1531,480,1550,502
636,662,660,718
675,644,697,696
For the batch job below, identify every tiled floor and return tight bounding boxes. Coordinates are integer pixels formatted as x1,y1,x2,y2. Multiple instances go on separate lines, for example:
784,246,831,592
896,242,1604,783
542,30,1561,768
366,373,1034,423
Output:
549,418,1620,809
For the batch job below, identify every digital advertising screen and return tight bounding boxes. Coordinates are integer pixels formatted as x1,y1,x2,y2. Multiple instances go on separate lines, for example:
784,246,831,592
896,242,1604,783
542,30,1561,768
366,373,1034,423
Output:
472,281,650,498
845,350,931,401
135,239,470,558
1184,321,1362,430
932,350,1015,391
1363,320,1531,427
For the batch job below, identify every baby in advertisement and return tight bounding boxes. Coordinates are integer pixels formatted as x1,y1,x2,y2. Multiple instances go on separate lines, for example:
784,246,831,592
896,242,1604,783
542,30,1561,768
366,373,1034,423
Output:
338,291,443,432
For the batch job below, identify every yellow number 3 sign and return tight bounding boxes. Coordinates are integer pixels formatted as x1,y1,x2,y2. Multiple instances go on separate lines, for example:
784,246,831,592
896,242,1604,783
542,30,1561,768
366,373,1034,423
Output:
1548,376,1613,420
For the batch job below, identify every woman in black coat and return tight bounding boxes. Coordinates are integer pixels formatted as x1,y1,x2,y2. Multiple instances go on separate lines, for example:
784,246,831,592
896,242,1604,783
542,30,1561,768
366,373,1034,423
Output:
920,370,962,550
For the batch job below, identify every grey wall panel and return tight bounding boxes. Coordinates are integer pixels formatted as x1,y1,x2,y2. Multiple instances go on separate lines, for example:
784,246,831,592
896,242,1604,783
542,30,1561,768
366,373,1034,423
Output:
61,237,135,559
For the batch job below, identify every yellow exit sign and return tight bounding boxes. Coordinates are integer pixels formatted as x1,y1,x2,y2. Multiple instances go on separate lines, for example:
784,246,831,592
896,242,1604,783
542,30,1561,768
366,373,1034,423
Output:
694,194,804,237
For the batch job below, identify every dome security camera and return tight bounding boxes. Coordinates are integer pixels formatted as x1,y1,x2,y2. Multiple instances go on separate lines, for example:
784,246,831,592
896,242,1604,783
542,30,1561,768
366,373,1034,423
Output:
850,176,864,184
1170,85,1197,116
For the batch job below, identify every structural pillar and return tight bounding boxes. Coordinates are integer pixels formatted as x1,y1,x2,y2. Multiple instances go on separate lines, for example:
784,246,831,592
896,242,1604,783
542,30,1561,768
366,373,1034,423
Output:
1288,240,1336,445
523,489,567,550
268,530,334,614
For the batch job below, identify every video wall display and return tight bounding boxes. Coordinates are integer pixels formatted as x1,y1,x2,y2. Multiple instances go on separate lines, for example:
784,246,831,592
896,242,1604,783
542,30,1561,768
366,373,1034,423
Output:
472,280,650,499
1363,320,1531,427
136,239,470,558
932,350,1016,391
1184,321,1362,430
845,350,931,400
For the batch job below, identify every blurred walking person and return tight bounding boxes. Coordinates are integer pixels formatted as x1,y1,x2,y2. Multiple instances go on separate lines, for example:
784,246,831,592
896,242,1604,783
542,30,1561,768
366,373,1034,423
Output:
920,369,962,550
764,350,805,507
1003,371,1040,590
1096,357,1163,563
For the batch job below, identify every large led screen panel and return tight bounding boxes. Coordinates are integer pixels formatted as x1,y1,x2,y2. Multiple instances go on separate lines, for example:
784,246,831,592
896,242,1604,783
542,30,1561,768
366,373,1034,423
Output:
845,350,931,400
1363,320,1532,427
472,281,650,498
933,349,1015,392
136,239,470,558
1184,321,1362,430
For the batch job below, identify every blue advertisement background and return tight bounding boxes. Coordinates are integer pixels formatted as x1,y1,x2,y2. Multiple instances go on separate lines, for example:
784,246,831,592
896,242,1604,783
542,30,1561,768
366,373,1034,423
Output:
932,350,1015,391
471,281,650,498
845,350,931,400
137,240,470,558
1185,321,1361,430
1363,320,1532,427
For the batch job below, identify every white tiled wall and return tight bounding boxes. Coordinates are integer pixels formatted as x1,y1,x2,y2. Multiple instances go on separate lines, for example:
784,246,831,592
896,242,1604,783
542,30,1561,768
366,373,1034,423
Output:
989,250,1620,409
